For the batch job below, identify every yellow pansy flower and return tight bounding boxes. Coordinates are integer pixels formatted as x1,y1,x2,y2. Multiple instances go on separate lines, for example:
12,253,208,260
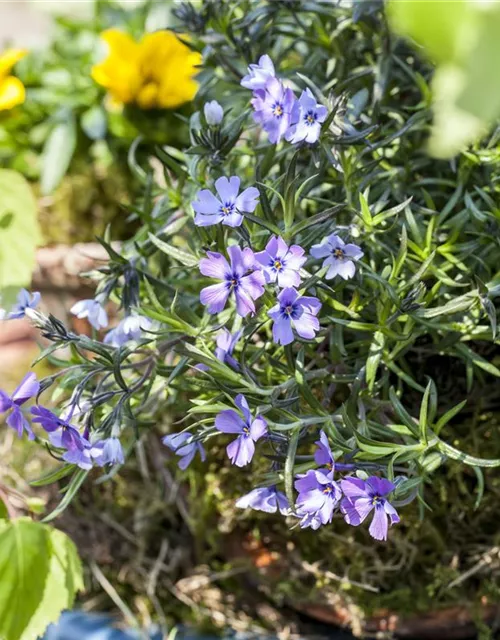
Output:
0,48,27,111
92,29,202,110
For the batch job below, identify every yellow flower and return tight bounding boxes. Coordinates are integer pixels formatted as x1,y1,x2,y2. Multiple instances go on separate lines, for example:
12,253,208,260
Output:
92,29,202,110
0,48,27,111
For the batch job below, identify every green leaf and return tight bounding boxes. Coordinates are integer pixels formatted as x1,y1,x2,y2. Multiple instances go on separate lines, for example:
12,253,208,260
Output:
148,233,198,267
0,518,83,640
40,114,77,195
81,106,107,140
0,170,41,307
366,330,385,391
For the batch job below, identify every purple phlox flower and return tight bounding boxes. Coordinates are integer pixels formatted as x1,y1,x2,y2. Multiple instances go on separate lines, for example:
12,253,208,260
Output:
215,328,242,369
310,233,363,280
236,485,290,515
163,432,206,470
90,437,124,467
199,245,265,317
286,88,328,145
204,100,223,125
241,54,275,90
215,394,267,467
70,298,108,330
340,476,400,541
268,287,321,346
104,314,153,347
62,441,94,470
314,429,335,471
31,405,85,452
193,176,260,228
0,372,39,440
254,236,306,288
8,289,41,320
295,469,342,527
251,77,296,144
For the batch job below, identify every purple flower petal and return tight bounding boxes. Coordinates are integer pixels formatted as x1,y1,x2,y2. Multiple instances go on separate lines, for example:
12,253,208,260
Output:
249,416,267,441
200,282,231,314
11,372,39,406
199,252,231,279
369,504,389,541
192,189,222,215
235,186,260,213
366,476,395,497
215,409,245,434
227,434,255,466
234,394,252,424
215,176,240,203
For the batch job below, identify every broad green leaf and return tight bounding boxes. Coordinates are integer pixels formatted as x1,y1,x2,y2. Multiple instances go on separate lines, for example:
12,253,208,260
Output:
40,113,77,195
0,518,83,640
148,232,198,267
0,170,41,307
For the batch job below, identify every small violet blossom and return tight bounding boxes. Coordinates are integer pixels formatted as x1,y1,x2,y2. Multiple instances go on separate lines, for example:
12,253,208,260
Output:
314,430,335,471
70,298,108,330
295,469,342,528
204,100,223,125
163,432,206,470
310,234,363,280
215,328,242,369
241,54,275,90
215,394,267,467
104,314,153,347
340,476,400,541
236,486,290,515
199,245,265,317
92,437,125,467
8,289,40,320
255,236,306,288
268,287,321,346
286,88,328,144
251,77,296,144
193,176,259,228
31,405,85,452
0,372,39,439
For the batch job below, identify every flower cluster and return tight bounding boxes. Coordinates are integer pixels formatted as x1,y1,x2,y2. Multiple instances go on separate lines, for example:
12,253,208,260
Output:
242,55,328,145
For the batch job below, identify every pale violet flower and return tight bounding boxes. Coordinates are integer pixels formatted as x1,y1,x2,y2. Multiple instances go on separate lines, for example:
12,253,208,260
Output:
193,176,260,228
204,100,223,125
251,77,296,144
70,298,108,330
310,234,363,280
254,236,306,288
286,88,328,144
241,54,275,90
236,486,290,515
8,289,41,320
104,315,153,347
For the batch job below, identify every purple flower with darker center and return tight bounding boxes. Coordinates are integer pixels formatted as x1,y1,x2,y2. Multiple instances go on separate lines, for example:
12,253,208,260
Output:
241,54,275,90
268,287,321,346
215,394,267,467
295,469,342,527
193,176,259,228
340,476,400,541
31,405,85,453
286,88,328,144
163,432,206,470
8,289,41,320
254,236,306,288
199,245,265,317
236,486,290,515
251,77,296,144
104,314,153,347
310,234,363,280
204,100,223,125
91,437,125,467
0,372,39,440
70,298,108,330
314,430,335,471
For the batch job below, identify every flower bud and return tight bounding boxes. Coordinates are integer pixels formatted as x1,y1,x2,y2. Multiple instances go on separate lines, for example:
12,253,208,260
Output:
204,100,223,125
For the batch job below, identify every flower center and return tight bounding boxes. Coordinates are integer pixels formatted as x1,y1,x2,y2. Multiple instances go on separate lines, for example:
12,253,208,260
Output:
284,304,294,316
323,484,334,495
273,259,283,271
220,202,234,216
333,248,344,259
305,110,317,125
228,276,239,290
242,426,250,436
371,495,382,506
273,103,284,117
